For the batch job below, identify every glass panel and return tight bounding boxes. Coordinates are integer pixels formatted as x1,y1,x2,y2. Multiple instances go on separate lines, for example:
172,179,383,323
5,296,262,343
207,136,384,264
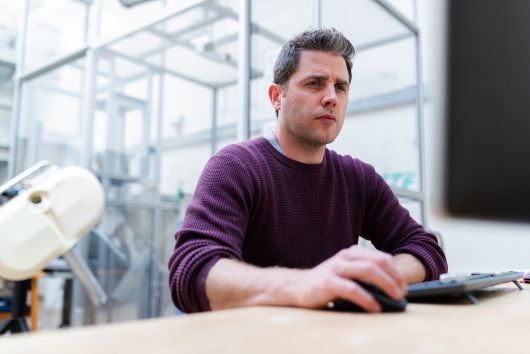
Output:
106,0,240,88
0,63,14,148
0,24,17,61
16,58,85,171
159,46,238,86
0,108,10,151
99,0,205,42
349,37,416,101
157,208,181,317
160,144,211,196
0,23,16,182
161,75,212,139
321,0,412,49
109,31,167,59
217,84,238,126
24,0,88,70
250,78,275,137
252,0,312,40
84,206,154,323
92,53,157,195
385,0,416,23
250,0,313,134
214,84,240,151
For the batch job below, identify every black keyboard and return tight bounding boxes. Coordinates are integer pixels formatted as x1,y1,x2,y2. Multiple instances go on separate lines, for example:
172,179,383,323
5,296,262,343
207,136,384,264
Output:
407,271,524,301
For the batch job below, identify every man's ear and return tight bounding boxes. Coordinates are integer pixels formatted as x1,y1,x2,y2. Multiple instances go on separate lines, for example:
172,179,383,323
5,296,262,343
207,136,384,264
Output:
268,83,282,111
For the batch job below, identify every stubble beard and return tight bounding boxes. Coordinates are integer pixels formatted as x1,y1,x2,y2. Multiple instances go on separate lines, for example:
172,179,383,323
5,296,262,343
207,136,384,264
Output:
287,120,341,148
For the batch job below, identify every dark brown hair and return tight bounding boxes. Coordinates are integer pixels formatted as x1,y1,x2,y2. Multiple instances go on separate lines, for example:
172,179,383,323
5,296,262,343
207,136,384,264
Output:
273,27,355,86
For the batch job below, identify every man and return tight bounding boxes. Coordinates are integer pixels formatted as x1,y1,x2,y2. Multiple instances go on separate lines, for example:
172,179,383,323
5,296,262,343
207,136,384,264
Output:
169,28,447,314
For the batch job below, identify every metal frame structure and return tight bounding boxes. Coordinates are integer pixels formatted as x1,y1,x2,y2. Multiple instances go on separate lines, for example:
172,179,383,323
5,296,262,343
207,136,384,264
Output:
9,0,427,322
373,0,427,224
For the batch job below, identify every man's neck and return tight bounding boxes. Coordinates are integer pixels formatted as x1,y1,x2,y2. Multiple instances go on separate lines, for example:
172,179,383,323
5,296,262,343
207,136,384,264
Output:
275,129,326,164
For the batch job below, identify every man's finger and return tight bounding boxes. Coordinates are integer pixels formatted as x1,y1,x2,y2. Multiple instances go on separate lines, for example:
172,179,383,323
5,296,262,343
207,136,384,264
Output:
327,277,381,313
334,259,406,300
341,246,407,290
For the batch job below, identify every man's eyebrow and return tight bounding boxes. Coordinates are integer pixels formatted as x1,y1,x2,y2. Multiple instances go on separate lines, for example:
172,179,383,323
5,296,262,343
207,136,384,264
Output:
335,78,349,86
299,74,349,85
299,74,328,82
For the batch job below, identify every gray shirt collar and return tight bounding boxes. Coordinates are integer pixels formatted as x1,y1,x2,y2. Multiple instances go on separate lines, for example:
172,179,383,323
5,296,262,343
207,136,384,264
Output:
265,129,285,155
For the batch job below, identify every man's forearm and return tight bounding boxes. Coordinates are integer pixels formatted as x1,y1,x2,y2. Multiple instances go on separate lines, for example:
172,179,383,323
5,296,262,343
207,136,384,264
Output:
205,258,305,310
205,246,408,312
393,253,427,284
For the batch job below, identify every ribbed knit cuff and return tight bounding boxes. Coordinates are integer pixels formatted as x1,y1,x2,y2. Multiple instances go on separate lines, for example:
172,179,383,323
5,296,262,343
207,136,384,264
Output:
195,256,223,311
392,246,448,281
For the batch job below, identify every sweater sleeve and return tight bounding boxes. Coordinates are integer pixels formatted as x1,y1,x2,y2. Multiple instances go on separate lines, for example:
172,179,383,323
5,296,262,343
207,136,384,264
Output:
168,154,253,313
360,163,448,280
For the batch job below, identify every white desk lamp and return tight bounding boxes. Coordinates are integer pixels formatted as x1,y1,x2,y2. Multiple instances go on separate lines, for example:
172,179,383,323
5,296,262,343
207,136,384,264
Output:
0,162,107,305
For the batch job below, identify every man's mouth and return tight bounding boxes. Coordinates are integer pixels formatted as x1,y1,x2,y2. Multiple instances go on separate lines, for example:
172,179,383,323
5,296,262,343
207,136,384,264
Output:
317,114,336,121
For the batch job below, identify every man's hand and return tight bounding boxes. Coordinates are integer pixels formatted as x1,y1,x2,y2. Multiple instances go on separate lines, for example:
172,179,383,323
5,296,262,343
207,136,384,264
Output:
206,245,409,313
287,246,407,312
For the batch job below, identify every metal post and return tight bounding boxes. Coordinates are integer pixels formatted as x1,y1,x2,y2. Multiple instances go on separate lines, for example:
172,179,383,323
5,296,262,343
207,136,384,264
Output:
415,31,427,225
237,0,251,142
312,0,322,28
211,88,218,155
63,249,108,306
373,0,425,224
105,57,118,171
154,72,164,204
142,74,153,180
151,2,168,315
149,46,166,317
8,0,30,178
147,71,160,318
77,0,102,326
80,0,102,169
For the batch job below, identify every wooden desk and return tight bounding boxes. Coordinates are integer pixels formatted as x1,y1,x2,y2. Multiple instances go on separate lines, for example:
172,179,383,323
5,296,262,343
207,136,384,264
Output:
0,284,528,354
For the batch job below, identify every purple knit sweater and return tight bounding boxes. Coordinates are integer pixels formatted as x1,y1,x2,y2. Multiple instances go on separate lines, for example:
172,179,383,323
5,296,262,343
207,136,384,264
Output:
168,137,447,313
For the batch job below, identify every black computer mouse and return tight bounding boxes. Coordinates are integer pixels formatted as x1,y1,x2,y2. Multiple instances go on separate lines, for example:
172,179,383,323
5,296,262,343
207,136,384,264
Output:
327,282,407,312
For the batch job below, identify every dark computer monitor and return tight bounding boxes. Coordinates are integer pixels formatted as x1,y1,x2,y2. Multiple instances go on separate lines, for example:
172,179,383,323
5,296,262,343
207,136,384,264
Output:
443,0,530,222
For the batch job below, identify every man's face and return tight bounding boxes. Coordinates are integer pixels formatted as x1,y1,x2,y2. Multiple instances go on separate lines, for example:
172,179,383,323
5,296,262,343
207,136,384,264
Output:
276,50,349,148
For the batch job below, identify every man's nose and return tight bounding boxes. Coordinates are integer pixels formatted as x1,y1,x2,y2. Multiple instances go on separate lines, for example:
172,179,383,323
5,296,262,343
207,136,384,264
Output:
322,85,338,107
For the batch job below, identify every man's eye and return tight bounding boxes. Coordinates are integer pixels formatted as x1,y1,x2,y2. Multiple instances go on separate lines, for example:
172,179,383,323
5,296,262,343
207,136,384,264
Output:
336,84,348,92
307,81,321,87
